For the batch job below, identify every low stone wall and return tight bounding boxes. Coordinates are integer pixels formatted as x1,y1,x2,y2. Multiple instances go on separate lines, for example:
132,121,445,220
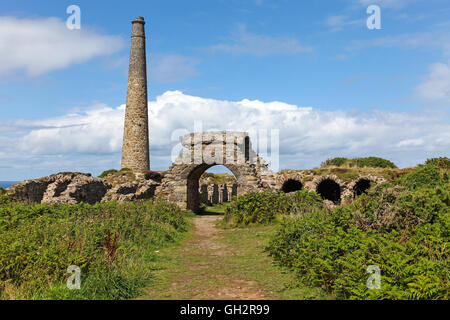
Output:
8,172,159,205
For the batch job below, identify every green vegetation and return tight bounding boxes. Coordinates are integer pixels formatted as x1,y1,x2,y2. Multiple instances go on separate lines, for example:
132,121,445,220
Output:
399,164,442,190
98,168,132,179
0,199,191,300
425,157,450,170
0,194,12,206
223,164,449,299
267,187,448,299
98,169,119,178
223,190,323,226
141,216,330,300
321,157,397,169
198,203,229,215
2,158,447,300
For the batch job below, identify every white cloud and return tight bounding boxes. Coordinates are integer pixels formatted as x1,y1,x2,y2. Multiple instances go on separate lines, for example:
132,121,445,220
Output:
415,62,450,106
325,15,363,32
150,54,199,83
0,16,124,78
1,91,449,179
396,138,424,147
211,25,312,56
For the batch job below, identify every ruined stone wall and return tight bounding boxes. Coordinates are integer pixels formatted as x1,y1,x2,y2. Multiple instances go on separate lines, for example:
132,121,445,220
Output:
8,125,386,210
198,183,238,205
8,168,386,209
9,172,158,205
159,131,272,210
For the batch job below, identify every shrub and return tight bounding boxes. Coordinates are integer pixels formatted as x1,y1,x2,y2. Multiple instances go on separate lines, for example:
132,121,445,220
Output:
0,199,189,300
425,157,450,170
98,169,118,178
321,157,397,169
0,194,12,206
399,165,442,190
223,190,323,226
223,191,289,226
355,157,397,169
266,182,449,300
321,157,348,167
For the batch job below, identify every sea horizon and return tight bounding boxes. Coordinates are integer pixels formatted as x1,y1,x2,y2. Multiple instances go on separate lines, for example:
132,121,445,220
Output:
0,181,20,189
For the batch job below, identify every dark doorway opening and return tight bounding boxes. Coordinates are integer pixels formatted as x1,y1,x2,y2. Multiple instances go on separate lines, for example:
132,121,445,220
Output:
317,179,341,204
281,179,303,193
353,179,371,198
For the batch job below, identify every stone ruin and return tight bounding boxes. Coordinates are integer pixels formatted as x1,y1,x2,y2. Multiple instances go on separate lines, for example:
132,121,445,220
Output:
8,131,386,211
159,131,272,211
8,172,159,205
5,17,387,211
198,183,238,206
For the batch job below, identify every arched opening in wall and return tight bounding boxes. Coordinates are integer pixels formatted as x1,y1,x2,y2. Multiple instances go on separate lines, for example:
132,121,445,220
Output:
353,179,372,198
281,179,303,193
187,164,238,214
316,179,341,204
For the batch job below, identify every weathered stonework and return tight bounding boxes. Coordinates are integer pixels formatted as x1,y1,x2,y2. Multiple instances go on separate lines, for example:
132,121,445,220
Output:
9,172,158,205
156,131,389,210
121,17,150,176
10,173,111,204
197,183,238,206
159,131,272,211
101,180,158,203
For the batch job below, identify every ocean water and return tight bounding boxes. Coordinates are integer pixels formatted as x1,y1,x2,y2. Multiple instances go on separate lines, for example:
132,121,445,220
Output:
0,181,19,189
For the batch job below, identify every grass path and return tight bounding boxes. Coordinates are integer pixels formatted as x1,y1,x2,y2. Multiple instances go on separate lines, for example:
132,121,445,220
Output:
140,214,328,300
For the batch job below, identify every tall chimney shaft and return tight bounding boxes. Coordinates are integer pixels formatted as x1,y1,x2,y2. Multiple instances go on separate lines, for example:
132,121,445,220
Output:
121,17,150,175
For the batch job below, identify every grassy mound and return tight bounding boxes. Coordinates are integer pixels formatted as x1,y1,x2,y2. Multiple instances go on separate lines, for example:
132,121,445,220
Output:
321,157,397,169
0,199,191,300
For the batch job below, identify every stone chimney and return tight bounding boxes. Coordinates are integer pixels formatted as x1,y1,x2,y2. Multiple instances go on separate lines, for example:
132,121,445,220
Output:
121,16,150,176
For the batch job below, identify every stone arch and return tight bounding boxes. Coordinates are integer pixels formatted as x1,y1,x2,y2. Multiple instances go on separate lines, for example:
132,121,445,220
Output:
186,163,242,212
159,131,271,211
314,176,342,204
348,175,385,199
281,179,303,193
352,178,372,198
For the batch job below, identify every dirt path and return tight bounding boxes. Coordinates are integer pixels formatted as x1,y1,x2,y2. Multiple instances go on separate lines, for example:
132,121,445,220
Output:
141,215,326,300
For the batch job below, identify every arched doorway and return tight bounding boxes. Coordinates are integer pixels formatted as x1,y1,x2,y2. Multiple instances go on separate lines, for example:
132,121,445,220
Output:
160,131,268,210
187,164,239,213
281,179,303,193
353,179,371,198
316,179,341,204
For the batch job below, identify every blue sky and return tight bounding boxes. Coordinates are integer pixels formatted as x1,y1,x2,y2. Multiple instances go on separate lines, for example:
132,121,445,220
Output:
0,0,449,180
